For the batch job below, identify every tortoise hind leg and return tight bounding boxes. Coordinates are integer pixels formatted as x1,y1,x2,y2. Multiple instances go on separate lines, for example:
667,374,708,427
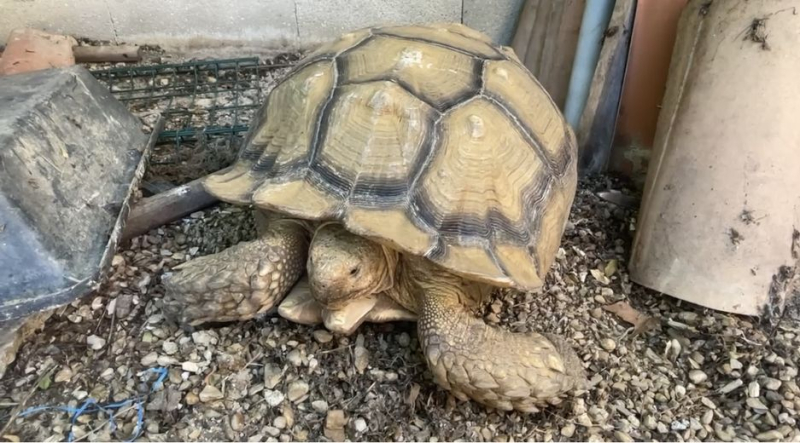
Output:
415,268,587,413
160,213,310,327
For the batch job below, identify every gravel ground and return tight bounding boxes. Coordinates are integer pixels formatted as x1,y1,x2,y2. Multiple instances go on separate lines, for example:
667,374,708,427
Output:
1,51,799,443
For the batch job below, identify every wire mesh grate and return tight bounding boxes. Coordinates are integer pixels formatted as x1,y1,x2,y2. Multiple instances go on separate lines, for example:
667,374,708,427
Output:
90,56,297,184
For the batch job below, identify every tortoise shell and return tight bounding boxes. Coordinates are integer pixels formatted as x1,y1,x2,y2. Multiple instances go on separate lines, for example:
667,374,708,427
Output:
205,23,578,291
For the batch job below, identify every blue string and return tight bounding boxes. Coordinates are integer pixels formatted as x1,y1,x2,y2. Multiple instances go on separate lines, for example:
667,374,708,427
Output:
18,367,168,442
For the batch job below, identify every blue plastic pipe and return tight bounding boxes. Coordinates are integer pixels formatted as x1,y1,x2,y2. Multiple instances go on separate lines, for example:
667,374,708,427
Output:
563,0,617,127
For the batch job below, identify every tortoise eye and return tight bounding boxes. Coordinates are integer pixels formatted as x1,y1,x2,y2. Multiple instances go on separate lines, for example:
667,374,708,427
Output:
350,266,360,276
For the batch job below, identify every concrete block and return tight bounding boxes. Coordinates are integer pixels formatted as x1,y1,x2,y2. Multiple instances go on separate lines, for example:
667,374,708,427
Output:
109,0,299,47
296,0,462,45
0,66,149,321
0,29,76,76
463,0,526,44
0,0,115,44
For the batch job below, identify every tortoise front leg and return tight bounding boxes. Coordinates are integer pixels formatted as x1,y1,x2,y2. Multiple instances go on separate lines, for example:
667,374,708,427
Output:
415,271,587,413
160,213,310,327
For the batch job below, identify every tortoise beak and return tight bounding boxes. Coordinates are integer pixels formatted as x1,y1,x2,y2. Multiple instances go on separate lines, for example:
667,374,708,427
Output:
322,295,378,335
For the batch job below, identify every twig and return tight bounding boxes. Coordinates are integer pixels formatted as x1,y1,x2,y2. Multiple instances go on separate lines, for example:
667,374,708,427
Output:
0,364,56,435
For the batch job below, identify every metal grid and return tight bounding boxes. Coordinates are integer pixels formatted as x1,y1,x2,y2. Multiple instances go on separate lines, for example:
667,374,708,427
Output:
90,57,295,179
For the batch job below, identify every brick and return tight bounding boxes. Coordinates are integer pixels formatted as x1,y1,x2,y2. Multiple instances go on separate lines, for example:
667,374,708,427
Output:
0,28,76,76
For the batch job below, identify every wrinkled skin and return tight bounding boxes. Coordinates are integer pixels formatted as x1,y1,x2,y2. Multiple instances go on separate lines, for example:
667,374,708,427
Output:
162,217,586,413
281,224,587,413
160,210,312,327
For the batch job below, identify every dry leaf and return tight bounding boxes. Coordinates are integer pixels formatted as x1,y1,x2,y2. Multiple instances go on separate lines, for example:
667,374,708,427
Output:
407,383,420,406
603,301,651,330
604,259,618,277
590,269,611,285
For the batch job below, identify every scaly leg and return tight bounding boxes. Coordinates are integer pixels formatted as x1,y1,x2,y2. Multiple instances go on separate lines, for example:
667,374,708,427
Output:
414,265,586,413
160,212,310,327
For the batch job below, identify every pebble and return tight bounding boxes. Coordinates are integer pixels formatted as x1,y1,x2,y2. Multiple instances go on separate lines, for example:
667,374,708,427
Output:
264,426,281,437
614,431,633,442
273,416,286,429
763,378,782,391
313,330,333,343
264,363,283,389
756,430,784,441
264,390,285,407
86,335,106,350
312,400,329,413
702,409,714,425
185,392,199,405
162,341,178,355
689,370,708,384
600,338,616,352
182,361,201,373
397,333,411,347
560,424,576,437
354,418,368,433
748,381,761,398
140,352,158,366
231,412,245,432
199,385,223,402
55,367,73,383
746,397,769,413
287,349,303,367
719,379,743,394
325,410,347,441
287,380,309,402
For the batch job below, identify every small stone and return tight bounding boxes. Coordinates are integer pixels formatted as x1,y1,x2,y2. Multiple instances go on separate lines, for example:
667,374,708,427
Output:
730,358,743,370
287,380,309,402
264,426,281,437
674,385,686,398
86,335,106,350
273,416,286,429
354,418,368,433
643,415,657,430
192,331,216,346
312,400,328,413
55,367,73,383
185,392,200,405
231,412,245,432
763,378,782,391
746,397,769,413
560,424,576,437
182,361,201,373
701,397,717,410
600,338,616,352
689,370,708,384
264,390,285,407
140,352,158,366
199,385,224,402
157,355,179,366
325,410,347,441
397,333,411,347
756,430,784,442
162,341,178,355
576,413,593,427
313,330,333,344
719,379,743,394
714,424,734,441
748,381,761,398
287,349,303,367
614,431,633,442
702,410,714,425
264,363,283,389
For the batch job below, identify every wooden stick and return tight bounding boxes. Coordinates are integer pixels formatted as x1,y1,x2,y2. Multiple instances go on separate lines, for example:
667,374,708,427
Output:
73,45,142,63
121,175,221,241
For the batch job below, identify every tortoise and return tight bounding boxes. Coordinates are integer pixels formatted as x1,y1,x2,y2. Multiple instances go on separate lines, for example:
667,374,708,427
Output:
161,22,585,413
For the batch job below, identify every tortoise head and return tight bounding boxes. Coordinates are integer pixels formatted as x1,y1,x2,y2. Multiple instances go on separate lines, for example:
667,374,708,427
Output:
306,223,396,333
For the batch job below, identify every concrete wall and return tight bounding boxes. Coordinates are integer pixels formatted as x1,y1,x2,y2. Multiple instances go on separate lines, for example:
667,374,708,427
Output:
0,0,526,51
